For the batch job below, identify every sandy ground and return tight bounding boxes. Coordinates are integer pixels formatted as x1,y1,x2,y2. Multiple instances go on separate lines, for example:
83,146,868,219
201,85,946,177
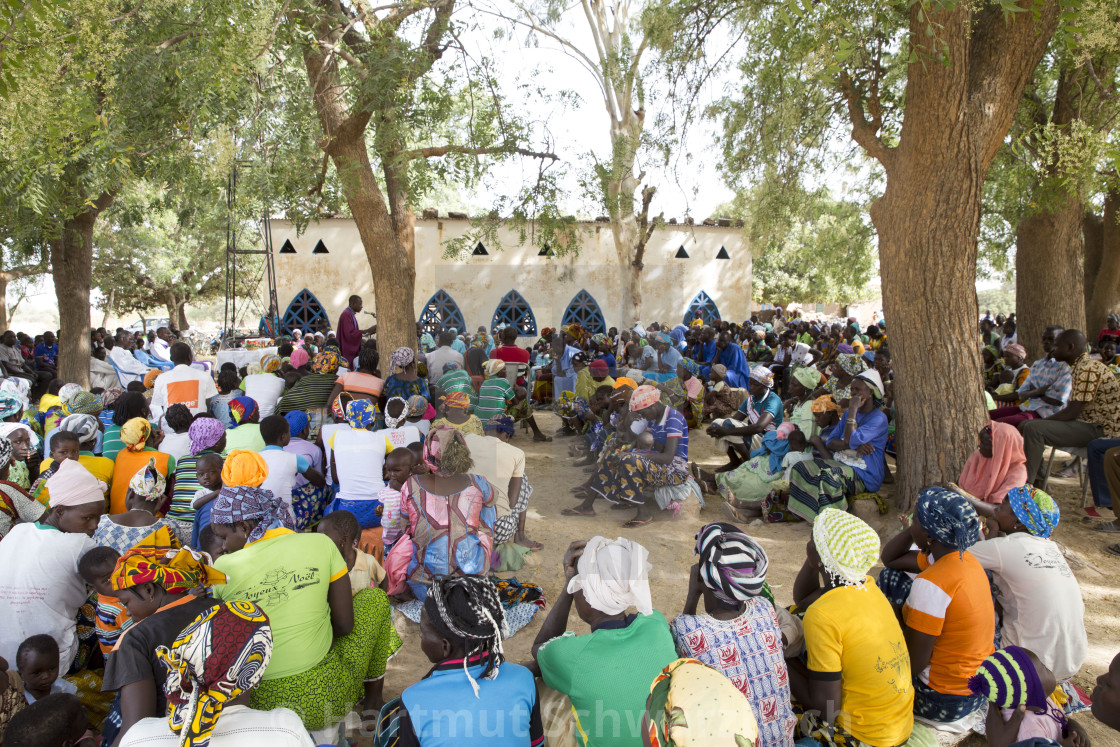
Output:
365,411,1120,745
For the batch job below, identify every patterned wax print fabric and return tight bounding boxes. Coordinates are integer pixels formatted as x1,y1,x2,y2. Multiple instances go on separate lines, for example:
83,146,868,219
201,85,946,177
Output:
670,601,796,747
1069,353,1120,437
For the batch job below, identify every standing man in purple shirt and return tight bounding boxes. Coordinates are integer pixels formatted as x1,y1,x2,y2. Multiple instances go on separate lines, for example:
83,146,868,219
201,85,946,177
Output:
337,294,375,367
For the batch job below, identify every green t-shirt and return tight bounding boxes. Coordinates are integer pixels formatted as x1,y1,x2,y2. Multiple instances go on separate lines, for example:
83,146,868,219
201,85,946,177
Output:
475,378,515,422
537,611,676,747
214,529,348,679
222,423,266,455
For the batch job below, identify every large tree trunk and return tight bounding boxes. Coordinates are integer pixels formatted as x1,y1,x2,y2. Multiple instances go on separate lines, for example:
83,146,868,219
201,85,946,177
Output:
49,194,113,387
0,276,9,334
612,213,641,328
1086,186,1120,337
100,288,114,330
1015,193,1085,360
865,1,1057,508
177,302,189,331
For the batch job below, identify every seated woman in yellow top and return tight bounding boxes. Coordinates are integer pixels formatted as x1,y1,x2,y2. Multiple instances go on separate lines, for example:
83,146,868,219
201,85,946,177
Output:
35,415,113,505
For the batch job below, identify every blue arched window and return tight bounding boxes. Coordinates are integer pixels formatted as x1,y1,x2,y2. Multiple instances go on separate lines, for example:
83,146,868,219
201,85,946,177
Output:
280,289,329,335
491,290,538,336
684,290,721,326
562,290,606,335
418,289,467,334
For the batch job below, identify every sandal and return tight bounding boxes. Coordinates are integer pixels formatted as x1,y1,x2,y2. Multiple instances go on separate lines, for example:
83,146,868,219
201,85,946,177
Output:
622,516,654,528
1105,543,1120,557
533,434,553,442
561,506,596,517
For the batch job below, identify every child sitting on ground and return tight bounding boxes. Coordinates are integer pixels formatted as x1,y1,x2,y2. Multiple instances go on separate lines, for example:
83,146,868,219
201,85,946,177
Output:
380,448,418,549
16,635,77,705
4,692,90,747
317,510,387,595
78,546,132,655
156,404,194,462
31,431,81,504
188,452,224,549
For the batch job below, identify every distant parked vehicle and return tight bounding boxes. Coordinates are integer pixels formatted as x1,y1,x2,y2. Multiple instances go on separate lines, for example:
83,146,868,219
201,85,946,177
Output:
126,318,171,334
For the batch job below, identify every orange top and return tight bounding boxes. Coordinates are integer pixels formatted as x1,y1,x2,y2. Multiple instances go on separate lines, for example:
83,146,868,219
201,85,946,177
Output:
337,371,384,397
903,551,995,695
109,448,173,514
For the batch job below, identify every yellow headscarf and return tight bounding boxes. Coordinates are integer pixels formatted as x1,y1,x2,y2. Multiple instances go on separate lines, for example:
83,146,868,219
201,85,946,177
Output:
221,449,269,488
110,526,226,594
121,417,152,452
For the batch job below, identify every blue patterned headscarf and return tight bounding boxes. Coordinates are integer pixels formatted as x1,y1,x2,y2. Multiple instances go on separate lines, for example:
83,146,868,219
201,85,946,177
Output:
0,391,23,419
346,398,378,430
680,358,700,376
484,414,515,437
284,410,310,439
1007,485,1059,539
916,487,982,556
210,486,295,545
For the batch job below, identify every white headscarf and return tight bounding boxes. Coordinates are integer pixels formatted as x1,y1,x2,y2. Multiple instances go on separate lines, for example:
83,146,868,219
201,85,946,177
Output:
566,536,653,616
0,422,38,449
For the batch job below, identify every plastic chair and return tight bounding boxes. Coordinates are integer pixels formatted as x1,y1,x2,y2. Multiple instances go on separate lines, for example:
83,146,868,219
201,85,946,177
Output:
1041,445,1090,507
106,356,144,386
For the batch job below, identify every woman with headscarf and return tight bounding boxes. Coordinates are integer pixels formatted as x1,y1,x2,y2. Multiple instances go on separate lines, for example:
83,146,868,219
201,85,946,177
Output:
786,372,889,524
240,353,287,420
701,421,812,520
531,536,676,745
785,366,822,438
328,343,383,416
405,394,435,435
879,487,993,725
565,384,690,528
382,346,430,403
119,601,314,747
384,425,496,598
703,365,784,480
0,435,43,538
669,523,796,747
168,416,227,529
787,508,914,747
954,421,1028,504
94,458,190,551
644,658,760,747
102,391,151,462
103,526,230,742
110,416,175,514
276,351,341,415
819,353,866,405
324,399,392,530
0,460,102,675
431,389,484,435
222,396,266,454
0,422,36,490
34,413,114,505
210,486,402,733
958,485,1087,697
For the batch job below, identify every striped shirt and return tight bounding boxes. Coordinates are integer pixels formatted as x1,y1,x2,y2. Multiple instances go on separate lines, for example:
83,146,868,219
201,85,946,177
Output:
475,378,515,421
95,592,133,654
437,369,477,409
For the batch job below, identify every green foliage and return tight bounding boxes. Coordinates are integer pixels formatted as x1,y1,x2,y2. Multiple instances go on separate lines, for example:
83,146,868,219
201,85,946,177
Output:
977,284,1017,316
723,184,876,304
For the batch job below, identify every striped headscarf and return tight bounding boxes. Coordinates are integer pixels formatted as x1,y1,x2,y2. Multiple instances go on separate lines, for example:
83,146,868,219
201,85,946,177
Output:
311,351,340,374
443,391,472,410
812,508,880,587
0,436,11,471
259,353,281,373
695,522,768,604
1007,485,1059,539
128,457,167,501
915,487,982,556
111,526,226,594
228,397,258,426
121,417,152,452
59,413,100,443
968,646,1050,711
63,391,102,415
346,398,378,430
188,418,226,456
210,485,295,544
0,391,23,419
156,601,272,747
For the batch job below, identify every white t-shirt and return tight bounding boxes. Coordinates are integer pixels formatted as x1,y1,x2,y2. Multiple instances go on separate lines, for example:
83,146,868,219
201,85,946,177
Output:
372,425,422,452
242,374,286,418
109,346,149,380
24,676,77,704
260,448,301,506
0,523,96,669
330,429,390,501
968,533,1087,681
121,705,315,747
320,423,351,484
158,430,193,462
151,364,219,418
464,433,525,516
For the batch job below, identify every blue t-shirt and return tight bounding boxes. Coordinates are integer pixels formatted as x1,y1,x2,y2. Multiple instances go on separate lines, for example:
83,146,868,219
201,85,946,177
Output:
34,343,58,365
646,406,689,460
820,407,889,491
737,390,784,428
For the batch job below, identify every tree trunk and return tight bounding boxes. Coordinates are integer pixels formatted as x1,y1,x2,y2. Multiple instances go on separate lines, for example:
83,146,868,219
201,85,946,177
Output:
864,1,1057,508
1015,193,1085,360
101,288,114,330
612,212,641,328
49,194,113,387
177,301,190,331
1086,186,1120,337
0,275,9,334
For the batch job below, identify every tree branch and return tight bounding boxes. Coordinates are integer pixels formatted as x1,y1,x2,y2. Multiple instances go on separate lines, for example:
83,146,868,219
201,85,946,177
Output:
838,70,894,168
400,144,559,161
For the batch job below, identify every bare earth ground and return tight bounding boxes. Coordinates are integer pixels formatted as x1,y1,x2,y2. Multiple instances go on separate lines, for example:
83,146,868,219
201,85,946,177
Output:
363,411,1120,746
